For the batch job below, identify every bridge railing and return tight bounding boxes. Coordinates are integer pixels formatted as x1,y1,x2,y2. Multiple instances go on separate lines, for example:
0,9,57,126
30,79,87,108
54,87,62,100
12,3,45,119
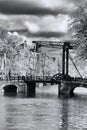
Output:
1,75,23,82
23,75,52,81
1,73,87,84
0,75,52,82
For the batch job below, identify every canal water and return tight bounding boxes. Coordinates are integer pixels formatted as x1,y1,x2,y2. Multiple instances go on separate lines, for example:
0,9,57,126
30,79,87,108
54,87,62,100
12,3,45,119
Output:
0,85,87,130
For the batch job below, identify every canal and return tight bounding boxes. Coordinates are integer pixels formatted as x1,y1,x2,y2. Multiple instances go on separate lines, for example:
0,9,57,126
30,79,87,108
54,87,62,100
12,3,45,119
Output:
0,85,87,130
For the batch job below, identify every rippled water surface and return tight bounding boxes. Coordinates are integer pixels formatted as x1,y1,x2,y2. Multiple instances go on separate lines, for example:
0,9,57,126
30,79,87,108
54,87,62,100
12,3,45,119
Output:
0,87,87,130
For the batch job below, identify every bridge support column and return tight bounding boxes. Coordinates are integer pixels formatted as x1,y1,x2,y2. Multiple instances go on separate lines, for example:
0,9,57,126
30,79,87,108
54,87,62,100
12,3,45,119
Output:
26,81,36,97
62,43,70,76
62,44,65,75
66,47,69,75
58,82,75,97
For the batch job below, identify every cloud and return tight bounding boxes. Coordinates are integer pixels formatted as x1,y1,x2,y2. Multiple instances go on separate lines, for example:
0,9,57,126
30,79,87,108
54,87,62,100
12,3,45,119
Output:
0,13,69,38
24,21,40,33
27,31,65,38
39,15,68,33
0,0,76,15
23,15,69,38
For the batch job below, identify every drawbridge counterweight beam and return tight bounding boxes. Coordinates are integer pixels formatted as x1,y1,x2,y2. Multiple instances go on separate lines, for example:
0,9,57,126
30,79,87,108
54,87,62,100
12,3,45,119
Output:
32,41,77,76
33,41,76,49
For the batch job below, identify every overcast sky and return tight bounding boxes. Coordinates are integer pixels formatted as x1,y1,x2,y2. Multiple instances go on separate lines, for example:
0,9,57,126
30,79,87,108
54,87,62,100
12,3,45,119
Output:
0,0,77,40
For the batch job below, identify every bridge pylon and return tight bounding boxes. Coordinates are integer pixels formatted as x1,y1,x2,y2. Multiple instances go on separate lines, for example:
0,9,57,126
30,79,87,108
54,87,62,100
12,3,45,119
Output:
62,42,72,76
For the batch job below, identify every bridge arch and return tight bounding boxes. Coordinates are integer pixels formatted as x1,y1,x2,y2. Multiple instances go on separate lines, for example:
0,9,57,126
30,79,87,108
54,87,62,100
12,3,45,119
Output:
72,87,87,95
68,85,87,96
3,84,18,94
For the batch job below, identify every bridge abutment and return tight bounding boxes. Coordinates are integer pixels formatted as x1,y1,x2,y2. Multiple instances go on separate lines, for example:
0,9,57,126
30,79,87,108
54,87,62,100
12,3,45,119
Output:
58,82,76,97
26,81,36,97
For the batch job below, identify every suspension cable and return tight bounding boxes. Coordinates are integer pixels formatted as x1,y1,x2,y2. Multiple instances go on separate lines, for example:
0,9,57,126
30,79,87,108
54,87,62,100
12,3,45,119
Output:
69,52,83,79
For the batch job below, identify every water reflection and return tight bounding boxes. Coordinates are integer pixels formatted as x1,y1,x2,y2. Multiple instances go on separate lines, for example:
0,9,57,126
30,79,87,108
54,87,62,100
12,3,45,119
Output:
4,93,17,97
5,105,18,130
1,89,87,130
60,99,69,130
0,96,19,130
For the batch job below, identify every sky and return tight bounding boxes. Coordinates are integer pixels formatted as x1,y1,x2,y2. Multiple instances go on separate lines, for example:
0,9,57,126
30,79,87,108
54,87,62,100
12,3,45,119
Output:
0,0,77,40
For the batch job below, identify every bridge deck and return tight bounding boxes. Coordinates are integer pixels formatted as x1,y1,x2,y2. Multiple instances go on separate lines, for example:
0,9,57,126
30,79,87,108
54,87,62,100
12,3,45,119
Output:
0,76,87,86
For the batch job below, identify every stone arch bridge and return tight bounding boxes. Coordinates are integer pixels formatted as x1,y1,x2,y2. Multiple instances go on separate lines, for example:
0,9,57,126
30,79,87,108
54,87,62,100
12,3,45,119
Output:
0,75,87,97
0,78,27,94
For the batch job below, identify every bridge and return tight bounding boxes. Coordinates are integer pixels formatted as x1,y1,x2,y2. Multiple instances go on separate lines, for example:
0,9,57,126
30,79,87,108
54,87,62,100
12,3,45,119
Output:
0,40,87,97
0,74,87,97
23,41,87,97
22,75,87,97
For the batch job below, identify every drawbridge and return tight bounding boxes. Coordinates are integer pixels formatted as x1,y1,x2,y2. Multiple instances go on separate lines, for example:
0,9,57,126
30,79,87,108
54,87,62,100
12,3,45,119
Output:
32,40,79,77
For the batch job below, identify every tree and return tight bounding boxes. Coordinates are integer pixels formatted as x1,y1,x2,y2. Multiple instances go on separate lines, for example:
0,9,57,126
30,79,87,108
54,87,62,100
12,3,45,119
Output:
0,28,24,73
69,0,87,61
